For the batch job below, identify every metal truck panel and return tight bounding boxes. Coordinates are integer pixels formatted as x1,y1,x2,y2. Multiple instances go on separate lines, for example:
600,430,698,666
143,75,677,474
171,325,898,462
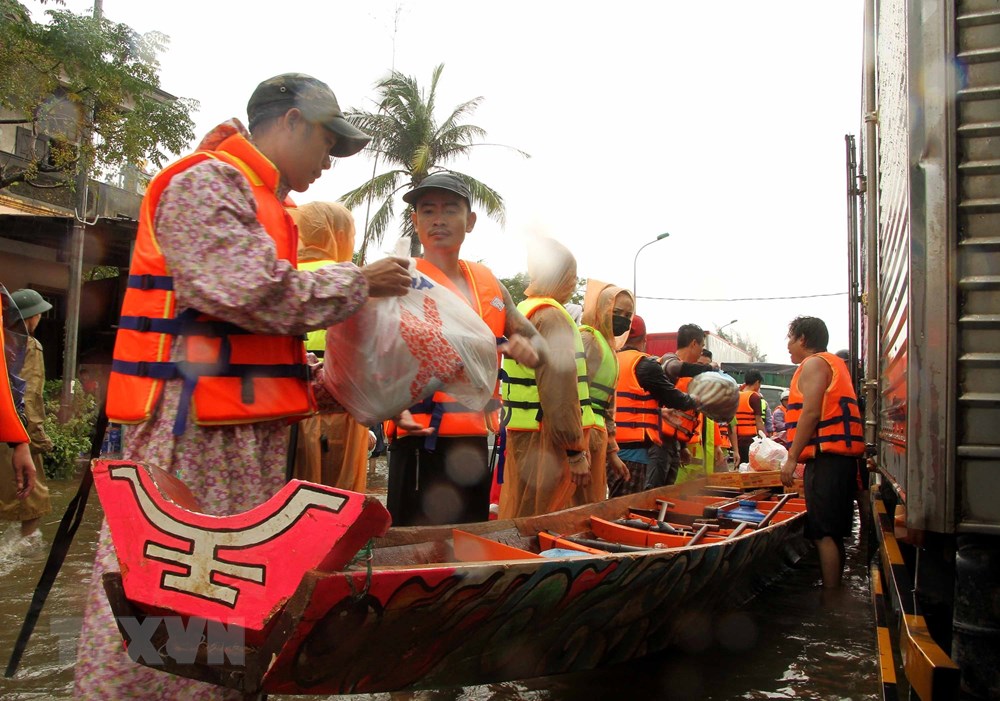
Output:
873,0,913,502
955,0,1000,533
870,0,1000,534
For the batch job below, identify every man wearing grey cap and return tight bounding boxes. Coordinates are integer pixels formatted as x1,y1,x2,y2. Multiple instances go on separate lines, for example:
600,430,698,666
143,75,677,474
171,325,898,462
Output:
386,172,547,526
75,73,412,698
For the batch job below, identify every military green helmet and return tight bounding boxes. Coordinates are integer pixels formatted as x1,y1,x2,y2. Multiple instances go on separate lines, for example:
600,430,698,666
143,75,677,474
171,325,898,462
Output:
11,289,52,319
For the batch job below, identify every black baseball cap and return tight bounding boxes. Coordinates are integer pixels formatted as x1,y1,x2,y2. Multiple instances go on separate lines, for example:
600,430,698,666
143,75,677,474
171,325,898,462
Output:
247,73,371,157
402,172,472,207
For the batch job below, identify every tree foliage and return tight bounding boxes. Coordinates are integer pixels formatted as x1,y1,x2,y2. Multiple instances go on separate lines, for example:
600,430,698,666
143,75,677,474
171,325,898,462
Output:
498,272,530,307
719,329,768,362
0,0,197,191
42,378,96,479
340,63,528,260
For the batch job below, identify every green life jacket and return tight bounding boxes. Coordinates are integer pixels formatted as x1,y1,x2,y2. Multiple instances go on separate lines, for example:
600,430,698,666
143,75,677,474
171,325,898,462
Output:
678,415,717,484
502,297,595,431
299,259,332,355
578,324,617,430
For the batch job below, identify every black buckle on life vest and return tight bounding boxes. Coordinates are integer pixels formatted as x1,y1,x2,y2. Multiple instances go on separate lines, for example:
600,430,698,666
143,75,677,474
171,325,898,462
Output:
128,274,174,291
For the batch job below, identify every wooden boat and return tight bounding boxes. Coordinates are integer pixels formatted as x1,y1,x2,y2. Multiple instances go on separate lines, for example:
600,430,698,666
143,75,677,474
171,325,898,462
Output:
93,459,808,696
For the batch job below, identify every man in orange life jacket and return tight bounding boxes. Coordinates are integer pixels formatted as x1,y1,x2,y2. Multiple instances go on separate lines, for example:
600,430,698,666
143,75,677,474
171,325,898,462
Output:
77,74,414,699
0,285,34,501
780,316,864,588
646,323,716,488
386,172,547,526
735,369,766,465
610,315,699,497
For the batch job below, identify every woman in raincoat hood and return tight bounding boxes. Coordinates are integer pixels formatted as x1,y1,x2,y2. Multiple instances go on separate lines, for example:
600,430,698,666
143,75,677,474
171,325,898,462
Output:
580,280,635,501
289,201,372,492
500,238,592,517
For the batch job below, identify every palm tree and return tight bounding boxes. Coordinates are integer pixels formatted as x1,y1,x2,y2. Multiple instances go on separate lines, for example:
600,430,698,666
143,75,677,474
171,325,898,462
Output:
341,63,527,259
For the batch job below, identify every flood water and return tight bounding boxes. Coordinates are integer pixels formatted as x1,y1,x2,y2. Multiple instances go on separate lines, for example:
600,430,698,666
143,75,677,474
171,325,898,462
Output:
0,472,879,700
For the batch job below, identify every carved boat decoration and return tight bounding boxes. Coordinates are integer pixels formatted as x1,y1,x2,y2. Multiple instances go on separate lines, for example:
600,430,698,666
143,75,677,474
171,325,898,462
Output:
94,459,807,695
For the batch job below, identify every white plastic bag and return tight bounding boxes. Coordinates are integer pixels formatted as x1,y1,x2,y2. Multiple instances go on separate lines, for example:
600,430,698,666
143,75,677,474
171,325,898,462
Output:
322,240,498,424
749,430,788,472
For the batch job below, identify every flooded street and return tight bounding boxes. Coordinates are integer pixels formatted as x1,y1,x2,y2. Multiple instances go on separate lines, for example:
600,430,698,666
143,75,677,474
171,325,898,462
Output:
0,472,878,700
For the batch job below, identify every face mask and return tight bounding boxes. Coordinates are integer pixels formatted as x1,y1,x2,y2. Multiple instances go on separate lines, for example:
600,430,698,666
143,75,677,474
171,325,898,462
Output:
612,314,632,336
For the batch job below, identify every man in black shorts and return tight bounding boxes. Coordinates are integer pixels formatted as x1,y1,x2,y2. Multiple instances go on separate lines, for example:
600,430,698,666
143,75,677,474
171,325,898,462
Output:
780,317,865,588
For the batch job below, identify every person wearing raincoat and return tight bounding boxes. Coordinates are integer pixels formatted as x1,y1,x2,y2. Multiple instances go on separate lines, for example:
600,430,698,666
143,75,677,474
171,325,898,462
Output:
0,289,54,549
0,285,34,503
500,238,593,517
579,281,634,502
75,73,412,700
289,201,372,491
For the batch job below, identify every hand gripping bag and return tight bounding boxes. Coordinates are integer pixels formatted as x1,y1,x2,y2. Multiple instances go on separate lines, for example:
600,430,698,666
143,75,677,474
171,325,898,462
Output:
749,430,788,472
322,253,498,425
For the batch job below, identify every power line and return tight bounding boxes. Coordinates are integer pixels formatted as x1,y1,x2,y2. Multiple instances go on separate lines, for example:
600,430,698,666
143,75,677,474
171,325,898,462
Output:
637,291,848,302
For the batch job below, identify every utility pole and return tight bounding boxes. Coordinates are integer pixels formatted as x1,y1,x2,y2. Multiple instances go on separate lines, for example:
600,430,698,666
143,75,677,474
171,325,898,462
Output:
60,0,103,414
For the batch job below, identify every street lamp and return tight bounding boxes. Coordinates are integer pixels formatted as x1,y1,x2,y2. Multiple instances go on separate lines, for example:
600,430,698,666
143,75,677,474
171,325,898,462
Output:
718,319,738,335
632,232,671,298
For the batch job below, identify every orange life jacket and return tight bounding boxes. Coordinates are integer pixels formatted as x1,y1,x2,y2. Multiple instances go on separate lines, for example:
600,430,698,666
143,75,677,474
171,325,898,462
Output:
614,349,662,445
0,295,29,444
659,375,698,443
387,258,506,442
735,390,761,438
785,352,864,460
718,420,733,449
106,132,313,435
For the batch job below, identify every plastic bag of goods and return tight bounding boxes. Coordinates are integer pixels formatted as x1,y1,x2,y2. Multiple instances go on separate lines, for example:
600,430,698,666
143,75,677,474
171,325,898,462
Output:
322,243,498,425
749,431,788,472
686,371,740,423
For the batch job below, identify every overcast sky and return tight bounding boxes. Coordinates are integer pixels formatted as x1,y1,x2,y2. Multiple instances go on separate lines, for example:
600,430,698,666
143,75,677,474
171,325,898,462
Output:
61,0,865,362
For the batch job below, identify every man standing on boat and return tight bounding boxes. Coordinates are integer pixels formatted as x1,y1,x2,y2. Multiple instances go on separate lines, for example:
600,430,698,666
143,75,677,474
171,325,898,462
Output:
75,73,413,699
610,315,699,497
780,316,864,588
735,370,766,466
385,172,546,526
647,323,716,488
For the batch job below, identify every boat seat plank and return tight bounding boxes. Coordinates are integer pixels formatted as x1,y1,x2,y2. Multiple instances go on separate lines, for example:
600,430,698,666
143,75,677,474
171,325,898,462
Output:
452,529,543,562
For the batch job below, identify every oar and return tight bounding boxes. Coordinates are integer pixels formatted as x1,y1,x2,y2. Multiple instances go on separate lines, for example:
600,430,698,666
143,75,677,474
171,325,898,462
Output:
6,406,108,678
756,492,798,529
559,535,654,553
685,523,719,547
655,499,676,522
725,522,750,539
540,531,608,555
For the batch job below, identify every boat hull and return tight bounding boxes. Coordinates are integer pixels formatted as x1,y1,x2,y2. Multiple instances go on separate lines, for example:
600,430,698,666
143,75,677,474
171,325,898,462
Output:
101,481,807,694
260,487,806,694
